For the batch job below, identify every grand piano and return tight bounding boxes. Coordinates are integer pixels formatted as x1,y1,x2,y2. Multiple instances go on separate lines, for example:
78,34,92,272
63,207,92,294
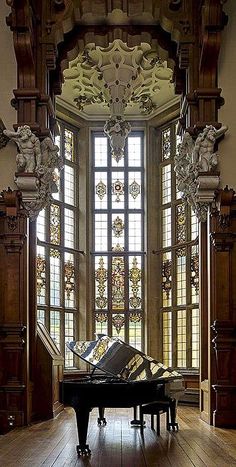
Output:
61,335,184,456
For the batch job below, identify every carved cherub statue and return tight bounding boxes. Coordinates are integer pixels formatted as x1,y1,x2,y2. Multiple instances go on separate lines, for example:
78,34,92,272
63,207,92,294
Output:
192,125,228,172
3,125,41,173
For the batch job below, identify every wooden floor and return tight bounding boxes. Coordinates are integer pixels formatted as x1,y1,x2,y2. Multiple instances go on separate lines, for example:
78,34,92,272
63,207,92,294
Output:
1,406,236,467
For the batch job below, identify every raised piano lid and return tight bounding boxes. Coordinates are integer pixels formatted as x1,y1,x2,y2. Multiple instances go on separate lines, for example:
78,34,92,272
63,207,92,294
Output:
67,335,183,383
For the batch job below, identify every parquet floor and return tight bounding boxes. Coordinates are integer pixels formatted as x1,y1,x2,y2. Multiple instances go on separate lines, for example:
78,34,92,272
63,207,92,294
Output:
1,406,236,467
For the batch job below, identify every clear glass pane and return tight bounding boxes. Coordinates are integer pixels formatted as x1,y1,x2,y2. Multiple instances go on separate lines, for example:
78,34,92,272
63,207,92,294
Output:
94,137,107,167
192,308,199,368
64,208,75,249
37,209,46,242
95,214,108,251
128,137,141,167
50,310,61,350
50,249,61,306
65,312,75,368
128,213,142,251
64,165,75,206
163,311,172,367
95,313,108,336
37,309,45,325
162,208,171,247
191,208,199,240
177,309,186,367
162,164,171,205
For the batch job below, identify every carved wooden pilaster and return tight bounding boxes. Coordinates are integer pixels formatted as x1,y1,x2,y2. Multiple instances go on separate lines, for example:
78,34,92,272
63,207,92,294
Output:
208,188,236,426
0,190,30,433
211,320,236,426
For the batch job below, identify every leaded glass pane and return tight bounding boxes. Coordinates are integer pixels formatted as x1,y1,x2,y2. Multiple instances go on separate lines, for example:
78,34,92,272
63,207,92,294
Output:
128,137,141,167
94,137,107,167
128,213,142,251
128,172,141,209
64,252,75,308
111,172,125,208
162,128,171,160
95,256,108,310
36,245,46,305
162,208,171,247
50,204,60,245
37,309,45,325
177,309,186,367
176,248,186,305
176,203,186,244
112,214,125,249
95,214,108,251
112,257,125,310
64,165,75,206
37,209,46,242
191,245,199,303
191,208,199,240
192,309,199,368
64,128,74,161
95,172,107,209
162,311,172,367
129,256,142,310
65,312,74,367
50,249,61,306
52,167,60,201
112,313,125,339
162,164,171,205
64,208,75,248
162,251,172,307
95,313,108,335
129,313,142,350
50,310,60,349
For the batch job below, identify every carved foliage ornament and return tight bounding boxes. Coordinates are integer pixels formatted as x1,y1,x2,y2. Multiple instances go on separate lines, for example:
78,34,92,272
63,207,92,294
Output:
3,125,63,220
174,125,228,222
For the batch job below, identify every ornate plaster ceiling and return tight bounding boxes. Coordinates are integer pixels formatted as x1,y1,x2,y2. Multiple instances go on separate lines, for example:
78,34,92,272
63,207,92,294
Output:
58,39,177,120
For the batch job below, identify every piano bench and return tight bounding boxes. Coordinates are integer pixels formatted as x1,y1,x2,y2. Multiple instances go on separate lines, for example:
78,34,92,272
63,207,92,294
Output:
140,401,175,435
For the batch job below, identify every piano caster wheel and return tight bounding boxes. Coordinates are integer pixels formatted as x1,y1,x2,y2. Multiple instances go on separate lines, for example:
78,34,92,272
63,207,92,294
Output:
97,417,107,426
167,422,179,432
76,444,91,457
130,419,146,426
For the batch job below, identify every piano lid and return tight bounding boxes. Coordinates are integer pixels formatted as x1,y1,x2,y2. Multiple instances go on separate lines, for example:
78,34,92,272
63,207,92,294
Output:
67,335,183,383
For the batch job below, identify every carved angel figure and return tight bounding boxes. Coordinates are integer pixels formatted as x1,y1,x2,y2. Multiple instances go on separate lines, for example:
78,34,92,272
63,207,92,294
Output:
4,125,41,173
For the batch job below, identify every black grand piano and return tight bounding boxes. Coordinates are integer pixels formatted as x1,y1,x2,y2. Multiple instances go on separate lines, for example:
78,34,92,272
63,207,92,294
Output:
61,335,184,456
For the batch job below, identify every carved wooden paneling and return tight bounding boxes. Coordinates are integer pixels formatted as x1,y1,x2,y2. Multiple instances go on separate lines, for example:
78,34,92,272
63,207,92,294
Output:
0,190,30,433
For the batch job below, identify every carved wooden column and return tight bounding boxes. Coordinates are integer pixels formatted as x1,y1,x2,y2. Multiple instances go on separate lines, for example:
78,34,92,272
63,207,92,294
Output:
0,190,30,433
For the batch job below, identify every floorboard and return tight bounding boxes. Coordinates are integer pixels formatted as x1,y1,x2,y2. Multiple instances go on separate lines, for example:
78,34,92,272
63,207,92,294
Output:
1,406,236,467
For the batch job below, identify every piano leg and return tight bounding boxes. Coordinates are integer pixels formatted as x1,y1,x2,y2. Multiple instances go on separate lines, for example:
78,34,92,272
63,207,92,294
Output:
167,398,179,431
75,407,91,456
130,405,146,426
98,407,107,425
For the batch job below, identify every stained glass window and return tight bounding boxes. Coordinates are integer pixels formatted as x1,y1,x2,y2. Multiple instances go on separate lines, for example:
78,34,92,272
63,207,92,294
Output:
92,132,144,350
159,122,199,370
36,121,79,368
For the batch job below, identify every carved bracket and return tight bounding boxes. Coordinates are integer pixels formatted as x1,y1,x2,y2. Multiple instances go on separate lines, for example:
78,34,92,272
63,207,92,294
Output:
174,125,228,222
3,126,62,220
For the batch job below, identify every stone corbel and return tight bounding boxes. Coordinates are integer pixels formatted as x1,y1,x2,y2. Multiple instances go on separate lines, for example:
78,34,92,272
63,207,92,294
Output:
3,125,62,220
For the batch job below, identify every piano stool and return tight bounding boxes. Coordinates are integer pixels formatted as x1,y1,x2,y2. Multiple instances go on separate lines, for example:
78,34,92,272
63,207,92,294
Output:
139,400,178,435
